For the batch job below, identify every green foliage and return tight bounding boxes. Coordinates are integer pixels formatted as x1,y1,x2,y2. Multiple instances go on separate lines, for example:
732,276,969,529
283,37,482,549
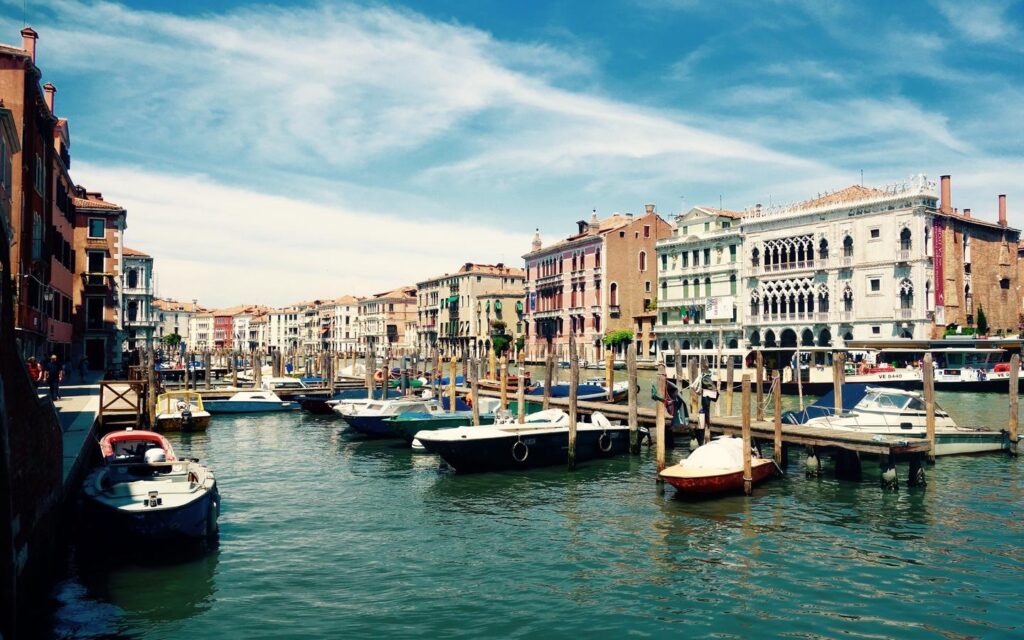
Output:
492,334,511,355
490,319,507,332
976,306,989,336
645,295,657,312
162,333,182,348
602,329,634,347
515,335,525,352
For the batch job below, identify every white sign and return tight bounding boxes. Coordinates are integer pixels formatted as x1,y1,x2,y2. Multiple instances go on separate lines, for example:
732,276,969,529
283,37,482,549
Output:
705,296,735,321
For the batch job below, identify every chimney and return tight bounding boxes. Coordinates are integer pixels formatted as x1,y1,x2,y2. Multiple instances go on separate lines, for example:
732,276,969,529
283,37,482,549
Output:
644,203,655,215
999,194,1007,227
43,82,55,113
588,209,599,234
940,175,952,214
531,229,542,252
963,208,971,219
625,212,634,220
21,27,37,63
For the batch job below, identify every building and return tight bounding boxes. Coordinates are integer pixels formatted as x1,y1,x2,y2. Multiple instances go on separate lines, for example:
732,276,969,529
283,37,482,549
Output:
655,206,743,354
248,311,268,350
741,174,1020,354
522,206,672,362
121,247,157,352
0,97,21,336
267,304,302,351
415,263,525,358
154,298,204,346
188,312,213,349
72,188,127,372
1,28,61,361
359,286,416,356
321,295,362,352
46,89,75,363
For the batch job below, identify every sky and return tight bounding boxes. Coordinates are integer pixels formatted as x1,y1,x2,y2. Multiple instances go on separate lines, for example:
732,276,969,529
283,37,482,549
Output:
2,0,1022,307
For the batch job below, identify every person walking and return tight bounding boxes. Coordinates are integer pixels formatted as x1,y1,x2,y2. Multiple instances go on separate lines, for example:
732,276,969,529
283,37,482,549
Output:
44,354,64,401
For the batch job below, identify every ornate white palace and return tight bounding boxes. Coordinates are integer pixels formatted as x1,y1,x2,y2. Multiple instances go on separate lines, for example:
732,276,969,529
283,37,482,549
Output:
742,174,938,352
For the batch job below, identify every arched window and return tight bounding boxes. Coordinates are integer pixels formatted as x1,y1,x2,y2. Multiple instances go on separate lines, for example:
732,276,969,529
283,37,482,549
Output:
900,278,914,310
749,331,760,346
682,279,689,299
704,277,711,297
900,227,912,251
127,269,138,289
729,274,737,295
610,282,618,306
703,339,713,349
842,285,853,312
925,280,933,311
843,235,853,258
127,300,138,321
751,247,760,267
819,238,829,259
639,251,647,272
661,280,667,300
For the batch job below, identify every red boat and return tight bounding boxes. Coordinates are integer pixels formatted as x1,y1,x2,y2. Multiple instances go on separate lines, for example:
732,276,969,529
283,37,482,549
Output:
99,429,177,463
477,371,532,392
659,437,776,495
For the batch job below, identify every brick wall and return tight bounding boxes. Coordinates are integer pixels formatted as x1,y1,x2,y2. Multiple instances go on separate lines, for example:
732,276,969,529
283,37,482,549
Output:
941,216,1020,334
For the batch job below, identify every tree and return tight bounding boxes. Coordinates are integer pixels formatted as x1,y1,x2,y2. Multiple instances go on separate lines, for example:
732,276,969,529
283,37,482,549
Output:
515,335,525,352
490,319,510,355
602,329,634,348
162,333,182,349
976,306,989,336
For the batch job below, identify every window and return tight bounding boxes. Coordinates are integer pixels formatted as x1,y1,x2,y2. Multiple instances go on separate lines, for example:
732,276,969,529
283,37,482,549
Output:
638,251,647,272
703,248,710,264
88,218,105,239
692,250,699,266
1000,278,1011,289
870,279,881,292
127,269,138,289
870,228,880,240
31,213,42,260
34,154,44,194
645,280,651,293
730,274,737,295
704,222,710,232
682,226,688,235
661,253,668,270
682,279,689,299
729,245,736,262
661,312,668,326
644,225,650,238
871,326,881,335
900,227,912,251
722,221,731,229
843,236,853,257
610,283,618,306
681,252,688,268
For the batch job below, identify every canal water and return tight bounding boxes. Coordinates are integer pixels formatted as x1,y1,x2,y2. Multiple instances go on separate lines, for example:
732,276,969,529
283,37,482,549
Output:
34,390,1023,639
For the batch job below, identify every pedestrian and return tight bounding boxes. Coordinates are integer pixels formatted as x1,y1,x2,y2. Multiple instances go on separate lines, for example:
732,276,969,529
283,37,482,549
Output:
44,354,64,401
26,356,42,384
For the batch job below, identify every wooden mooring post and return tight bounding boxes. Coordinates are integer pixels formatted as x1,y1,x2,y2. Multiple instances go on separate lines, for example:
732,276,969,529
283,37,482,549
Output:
741,374,753,495
655,362,666,494
231,351,238,388
1010,354,1020,456
627,342,639,454
725,356,735,416
773,370,783,468
253,352,263,388
605,349,614,402
448,356,457,414
687,357,698,417
924,352,936,463
833,352,844,416
146,345,156,426
204,351,212,390
543,346,554,411
755,350,764,422
365,349,374,399
568,335,579,470
470,359,481,426
517,352,526,423
499,355,508,411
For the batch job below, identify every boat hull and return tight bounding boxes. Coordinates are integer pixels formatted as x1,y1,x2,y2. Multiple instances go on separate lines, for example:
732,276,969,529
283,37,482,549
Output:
154,414,211,432
390,414,495,443
344,414,403,438
420,426,630,473
204,401,298,414
661,459,775,495
84,485,219,540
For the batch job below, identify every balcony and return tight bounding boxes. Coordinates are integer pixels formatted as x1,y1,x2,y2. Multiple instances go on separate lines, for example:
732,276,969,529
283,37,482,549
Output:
535,273,562,287
840,256,853,268
839,311,853,322
609,305,621,317
756,259,820,276
747,311,830,324
532,309,561,319
894,308,914,320
590,305,602,315
83,272,114,288
896,249,911,263
125,318,159,328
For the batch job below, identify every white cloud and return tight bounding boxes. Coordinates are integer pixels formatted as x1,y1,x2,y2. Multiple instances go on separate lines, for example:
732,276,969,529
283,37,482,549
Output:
73,163,525,307
935,0,1021,43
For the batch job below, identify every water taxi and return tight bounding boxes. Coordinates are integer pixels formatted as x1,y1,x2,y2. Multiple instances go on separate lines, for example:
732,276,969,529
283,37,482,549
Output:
154,391,211,431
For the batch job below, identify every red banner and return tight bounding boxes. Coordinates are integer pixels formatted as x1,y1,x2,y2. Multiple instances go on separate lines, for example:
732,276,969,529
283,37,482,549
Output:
933,218,944,306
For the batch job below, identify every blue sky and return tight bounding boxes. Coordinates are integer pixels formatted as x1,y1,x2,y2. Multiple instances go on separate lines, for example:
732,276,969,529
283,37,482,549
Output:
2,0,1021,306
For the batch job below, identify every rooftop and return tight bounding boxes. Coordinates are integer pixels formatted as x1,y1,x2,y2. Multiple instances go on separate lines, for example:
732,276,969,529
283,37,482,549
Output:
154,298,205,313
122,247,150,258
526,211,648,257
73,191,124,211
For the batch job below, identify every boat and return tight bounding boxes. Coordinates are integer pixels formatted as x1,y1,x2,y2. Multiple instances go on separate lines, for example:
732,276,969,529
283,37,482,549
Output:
385,398,503,443
203,390,299,414
341,398,446,437
82,430,220,539
297,388,400,415
525,381,629,403
786,384,1010,455
659,436,776,495
477,371,532,392
415,410,630,473
260,377,310,392
154,391,211,431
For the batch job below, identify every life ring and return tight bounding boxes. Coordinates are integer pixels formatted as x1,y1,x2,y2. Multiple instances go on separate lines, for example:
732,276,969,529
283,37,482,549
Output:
373,369,385,383
512,440,529,463
598,432,613,453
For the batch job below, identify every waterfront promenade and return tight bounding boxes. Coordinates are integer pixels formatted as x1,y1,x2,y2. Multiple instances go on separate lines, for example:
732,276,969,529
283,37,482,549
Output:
52,373,103,490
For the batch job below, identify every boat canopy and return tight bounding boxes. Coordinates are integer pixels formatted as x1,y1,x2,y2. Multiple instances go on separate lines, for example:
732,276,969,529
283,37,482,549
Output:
99,430,176,462
781,383,872,425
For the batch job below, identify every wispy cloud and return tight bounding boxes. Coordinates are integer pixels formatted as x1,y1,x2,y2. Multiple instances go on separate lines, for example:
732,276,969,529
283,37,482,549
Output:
935,0,1021,43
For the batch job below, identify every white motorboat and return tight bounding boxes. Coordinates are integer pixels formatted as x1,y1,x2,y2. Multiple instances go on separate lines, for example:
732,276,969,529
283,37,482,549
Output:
203,390,298,414
341,398,444,437
154,391,211,432
803,386,1009,455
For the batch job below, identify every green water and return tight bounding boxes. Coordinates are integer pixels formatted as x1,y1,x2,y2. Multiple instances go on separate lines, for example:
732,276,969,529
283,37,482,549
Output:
37,391,1024,639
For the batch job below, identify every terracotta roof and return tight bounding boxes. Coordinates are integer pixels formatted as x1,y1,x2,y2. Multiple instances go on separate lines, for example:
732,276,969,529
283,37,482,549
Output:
370,286,417,300
789,185,885,211
211,304,267,317
456,263,526,277
122,247,150,258
0,44,30,59
693,206,743,220
73,195,124,211
154,298,205,313
326,294,362,305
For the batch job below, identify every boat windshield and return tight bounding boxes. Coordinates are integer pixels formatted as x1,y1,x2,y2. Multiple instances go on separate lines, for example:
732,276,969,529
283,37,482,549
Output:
859,391,910,411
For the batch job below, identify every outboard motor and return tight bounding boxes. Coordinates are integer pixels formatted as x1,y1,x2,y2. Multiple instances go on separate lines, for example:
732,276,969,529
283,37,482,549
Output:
181,408,193,428
144,447,167,464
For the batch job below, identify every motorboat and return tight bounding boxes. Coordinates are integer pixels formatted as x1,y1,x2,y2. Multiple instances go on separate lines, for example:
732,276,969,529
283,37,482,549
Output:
789,385,1009,455
659,437,776,496
82,430,220,539
342,398,445,437
297,388,400,415
203,390,298,414
477,371,532,392
260,377,309,392
385,398,503,443
526,381,629,403
414,410,630,473
154,391,211,431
